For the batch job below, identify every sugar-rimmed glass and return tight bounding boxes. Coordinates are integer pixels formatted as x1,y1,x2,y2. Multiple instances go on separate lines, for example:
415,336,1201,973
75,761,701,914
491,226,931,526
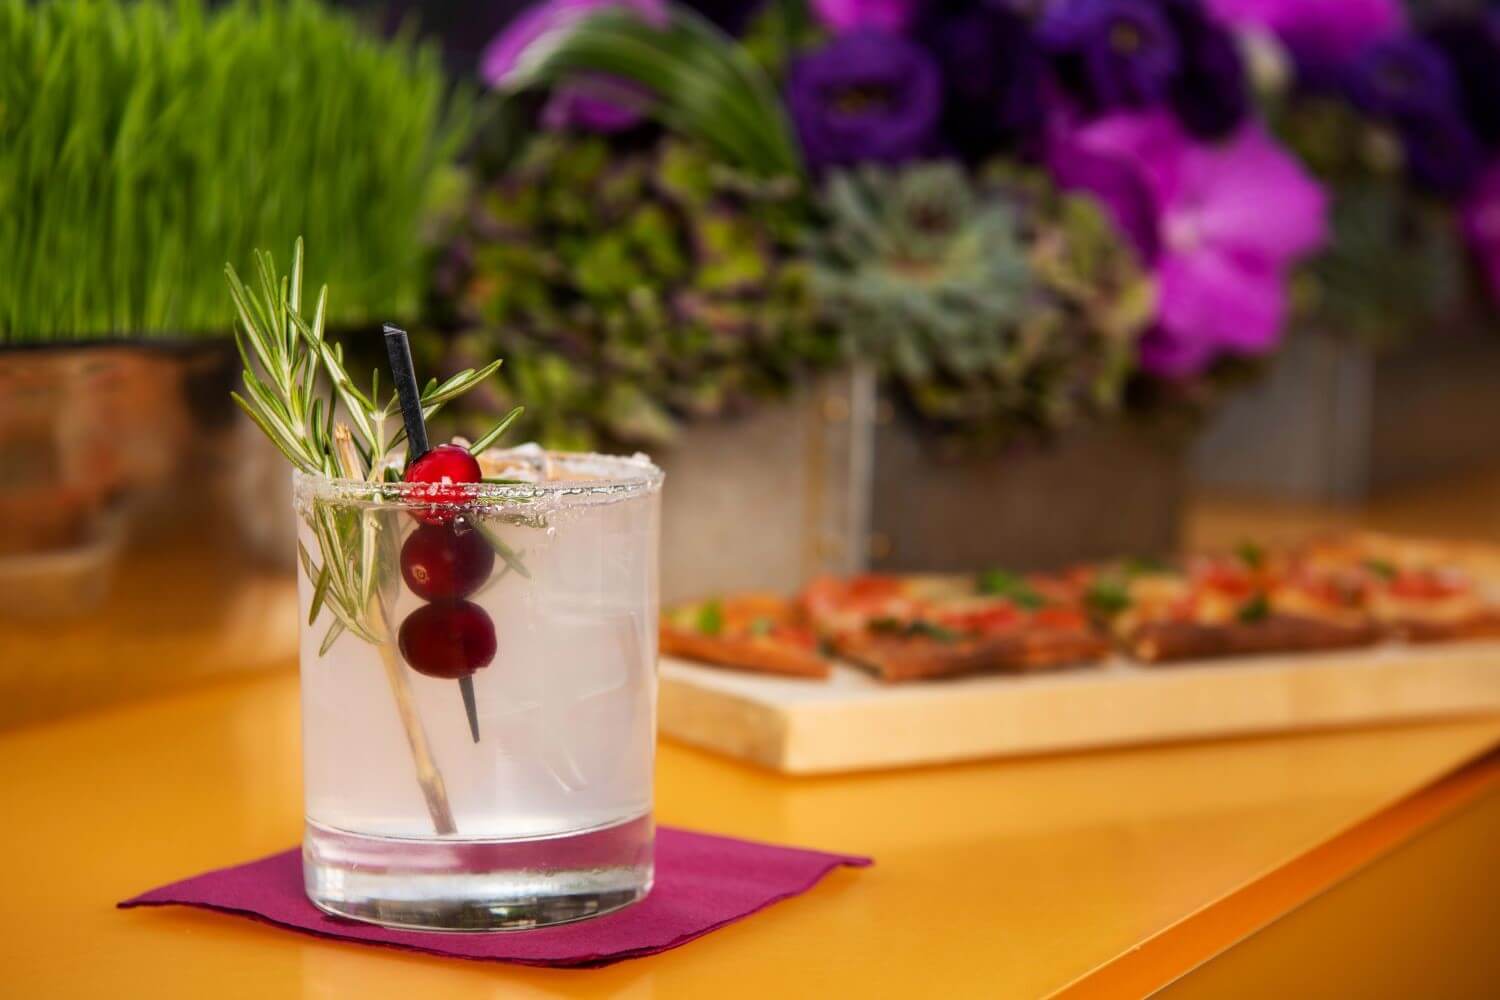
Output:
292,448,661,931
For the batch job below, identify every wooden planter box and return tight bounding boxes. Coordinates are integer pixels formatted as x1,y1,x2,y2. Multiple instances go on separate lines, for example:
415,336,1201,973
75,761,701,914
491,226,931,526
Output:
657,368,1188,601
1193,330,1500,502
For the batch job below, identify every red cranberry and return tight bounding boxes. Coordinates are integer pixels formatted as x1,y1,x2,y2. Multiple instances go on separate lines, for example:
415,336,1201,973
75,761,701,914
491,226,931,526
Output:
398,601,497,679
401,523,494,601
403,443,482,524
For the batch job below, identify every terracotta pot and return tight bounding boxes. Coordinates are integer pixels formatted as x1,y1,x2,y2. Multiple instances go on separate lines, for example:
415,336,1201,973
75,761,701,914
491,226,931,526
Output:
0,342,297,727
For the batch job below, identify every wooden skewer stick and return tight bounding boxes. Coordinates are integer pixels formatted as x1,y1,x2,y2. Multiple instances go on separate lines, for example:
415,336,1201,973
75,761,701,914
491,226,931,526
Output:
334,425,456,835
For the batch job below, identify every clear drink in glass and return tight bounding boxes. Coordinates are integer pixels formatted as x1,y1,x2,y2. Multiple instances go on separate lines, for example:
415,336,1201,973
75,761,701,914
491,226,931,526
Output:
293,448,661,930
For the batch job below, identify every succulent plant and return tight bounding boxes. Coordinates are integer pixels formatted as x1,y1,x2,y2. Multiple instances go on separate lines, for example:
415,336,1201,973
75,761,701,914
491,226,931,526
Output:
422,133,834,450
808,162,1153,441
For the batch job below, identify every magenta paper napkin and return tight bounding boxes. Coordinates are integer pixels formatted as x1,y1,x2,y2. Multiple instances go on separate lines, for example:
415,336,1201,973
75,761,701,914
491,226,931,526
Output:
119,826,870,968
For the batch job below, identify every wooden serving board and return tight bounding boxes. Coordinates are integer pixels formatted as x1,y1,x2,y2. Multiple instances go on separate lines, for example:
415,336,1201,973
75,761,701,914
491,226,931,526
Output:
658,642,1500,774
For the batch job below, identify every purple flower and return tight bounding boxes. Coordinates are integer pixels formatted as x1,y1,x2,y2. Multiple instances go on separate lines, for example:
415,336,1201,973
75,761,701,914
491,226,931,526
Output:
1425,12,1500,149
1050,112,1327,377
1040,0,1247,140
785,31,943,172
1463,160,1500,302
1347,37,1485,196
1347,37,1460,122
1398,113,1486,198
481,0,667,133
811,0,920,34
1207,0,1405,88
916,0,1047,160
1040,0,1181,112
1159,0,1248,140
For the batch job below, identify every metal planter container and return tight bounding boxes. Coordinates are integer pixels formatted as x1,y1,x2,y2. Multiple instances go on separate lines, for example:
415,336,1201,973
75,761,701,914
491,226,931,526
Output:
869,402,1188,574
656,368,1188,601
1193,330,1500,502
656,371,871,605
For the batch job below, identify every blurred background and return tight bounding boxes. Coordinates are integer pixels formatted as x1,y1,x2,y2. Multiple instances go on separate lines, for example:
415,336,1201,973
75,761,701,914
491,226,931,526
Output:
3,0,1500,725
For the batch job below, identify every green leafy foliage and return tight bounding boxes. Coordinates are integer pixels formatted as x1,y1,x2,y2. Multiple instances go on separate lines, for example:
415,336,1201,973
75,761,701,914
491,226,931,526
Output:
1300,180,1467,348
0,0,466,344
808,163,1154,443
1270,97,1476,348
419,133,835,450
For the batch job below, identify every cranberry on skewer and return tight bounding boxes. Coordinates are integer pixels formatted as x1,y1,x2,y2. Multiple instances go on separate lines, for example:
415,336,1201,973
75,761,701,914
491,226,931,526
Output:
404,443,483,525
398,601,497,680
401,522,495,602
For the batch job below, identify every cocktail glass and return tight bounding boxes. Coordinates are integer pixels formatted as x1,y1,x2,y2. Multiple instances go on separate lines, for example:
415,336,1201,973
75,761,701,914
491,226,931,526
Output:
292,448,661,930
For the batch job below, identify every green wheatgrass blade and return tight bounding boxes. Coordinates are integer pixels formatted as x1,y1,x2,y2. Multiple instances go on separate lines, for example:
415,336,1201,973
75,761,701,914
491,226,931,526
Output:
1,0,463,344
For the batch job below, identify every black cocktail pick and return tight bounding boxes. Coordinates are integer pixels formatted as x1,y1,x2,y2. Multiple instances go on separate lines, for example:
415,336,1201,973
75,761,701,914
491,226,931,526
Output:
385,324,482,744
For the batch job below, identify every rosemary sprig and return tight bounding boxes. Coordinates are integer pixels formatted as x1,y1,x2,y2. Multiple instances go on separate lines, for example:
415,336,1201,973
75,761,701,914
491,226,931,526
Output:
228,239,505,482
228,239,525,651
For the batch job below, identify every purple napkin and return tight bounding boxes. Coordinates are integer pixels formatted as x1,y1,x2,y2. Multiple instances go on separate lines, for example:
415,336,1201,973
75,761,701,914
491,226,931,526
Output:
119,826,870,968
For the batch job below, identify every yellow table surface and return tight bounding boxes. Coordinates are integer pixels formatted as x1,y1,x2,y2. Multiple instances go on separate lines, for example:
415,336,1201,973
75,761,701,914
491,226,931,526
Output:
2,669,1497,998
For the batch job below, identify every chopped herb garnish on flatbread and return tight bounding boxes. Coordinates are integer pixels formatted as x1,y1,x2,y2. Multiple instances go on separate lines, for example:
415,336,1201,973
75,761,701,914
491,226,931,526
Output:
1238,592,1270,623
870,617,960,642
977,569,1046,609
1236,540,1265,570
696,600,724,636
1085,579,1132,616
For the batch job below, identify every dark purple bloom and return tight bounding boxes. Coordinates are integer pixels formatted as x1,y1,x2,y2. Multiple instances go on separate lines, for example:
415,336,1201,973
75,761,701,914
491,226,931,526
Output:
785,31,943,172
1398,114,1487,198
1347,37,1461,123
1425,12,1500,149
1040,0,1181,112
1160,0,1248,140
916,0,1047,160
1041,0,1247,140
1346,36,1486,197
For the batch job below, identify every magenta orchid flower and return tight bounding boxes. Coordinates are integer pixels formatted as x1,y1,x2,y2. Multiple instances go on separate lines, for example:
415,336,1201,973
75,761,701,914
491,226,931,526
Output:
810,0,919,34
481,0,667,132
1464,160,1500,303
1051,111,1328,377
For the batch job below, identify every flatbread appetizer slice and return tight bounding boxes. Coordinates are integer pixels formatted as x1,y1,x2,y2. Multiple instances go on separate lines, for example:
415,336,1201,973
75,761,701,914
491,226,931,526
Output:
1082,546,1379,664
1293,533,1500,642
801,572,1108,681
661,594,830,679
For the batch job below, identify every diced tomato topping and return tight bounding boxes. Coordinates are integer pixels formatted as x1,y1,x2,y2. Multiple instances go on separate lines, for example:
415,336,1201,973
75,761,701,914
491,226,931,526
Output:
844,575,904,601
1196,562,1257,598
1033,606,1087,630
771,625,820,650
1295,573,1366,608
1388,570,1467,601
937,603,1023,633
